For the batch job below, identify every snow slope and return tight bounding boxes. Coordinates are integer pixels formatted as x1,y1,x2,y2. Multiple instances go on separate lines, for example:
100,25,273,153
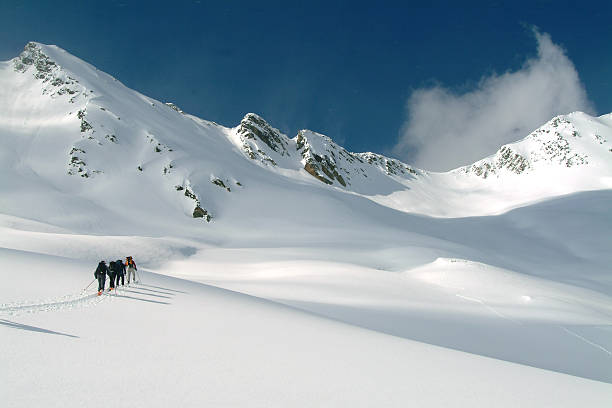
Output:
2,248,611,407
1,42,612,406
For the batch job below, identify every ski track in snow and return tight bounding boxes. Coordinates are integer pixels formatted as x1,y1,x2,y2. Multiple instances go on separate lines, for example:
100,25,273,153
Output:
455,293,523,325
0,286,125,316
456,293,612,358
559,325,612,357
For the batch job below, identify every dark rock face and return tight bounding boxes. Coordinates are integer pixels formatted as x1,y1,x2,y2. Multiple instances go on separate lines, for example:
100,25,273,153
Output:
295,130,418,189
237,113,289,157
304,162,333,185
212,178,231,192
192,206,211,221
177,187,212,222
296,131,351,187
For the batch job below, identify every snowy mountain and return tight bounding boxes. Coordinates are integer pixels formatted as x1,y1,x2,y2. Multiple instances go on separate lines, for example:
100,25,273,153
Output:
2,42,612,406
3,42,611,227
4,42,612,230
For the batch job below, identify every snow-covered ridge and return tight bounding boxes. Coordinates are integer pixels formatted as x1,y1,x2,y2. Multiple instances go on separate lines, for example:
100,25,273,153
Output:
457,113,612,178
228,110,424,190
2,41,612,225
11,43,424,194
294,129,420,190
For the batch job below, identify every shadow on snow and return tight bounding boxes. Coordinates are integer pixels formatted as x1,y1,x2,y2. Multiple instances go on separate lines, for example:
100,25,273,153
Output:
0,319,79,338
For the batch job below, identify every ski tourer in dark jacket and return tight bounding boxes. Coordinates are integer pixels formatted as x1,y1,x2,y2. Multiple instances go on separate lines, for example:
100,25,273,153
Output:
94,261,108,295
115,259,126,286
107,261,117,290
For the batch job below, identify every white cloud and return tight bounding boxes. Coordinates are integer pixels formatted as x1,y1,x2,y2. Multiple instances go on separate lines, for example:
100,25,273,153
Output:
394,30,594,172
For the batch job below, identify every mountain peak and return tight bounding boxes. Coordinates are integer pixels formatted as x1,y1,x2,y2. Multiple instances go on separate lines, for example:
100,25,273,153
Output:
13,42,57,78
241,112,266,123
236,112,290,159
9,42,88,105
456,112,611,179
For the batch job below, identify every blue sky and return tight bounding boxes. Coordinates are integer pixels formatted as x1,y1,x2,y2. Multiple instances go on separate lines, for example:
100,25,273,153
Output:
2,1,611,170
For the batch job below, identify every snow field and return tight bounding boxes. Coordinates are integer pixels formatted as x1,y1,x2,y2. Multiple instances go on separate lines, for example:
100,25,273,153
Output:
2,245,611,407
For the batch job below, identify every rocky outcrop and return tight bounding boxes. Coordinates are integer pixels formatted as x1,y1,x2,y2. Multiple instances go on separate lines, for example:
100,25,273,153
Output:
14,42,83,101
175,185,212,222
235,113,292,167
296,130,353,187
357,152,419,177
237,113,289,157
165,102,184,114
13,42,57,79
460,115,590,179
192,205,211,221
295,130,419,188
466,146,531,179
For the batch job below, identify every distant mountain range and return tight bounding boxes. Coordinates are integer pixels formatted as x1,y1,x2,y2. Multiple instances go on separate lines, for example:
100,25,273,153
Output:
1,42,611,232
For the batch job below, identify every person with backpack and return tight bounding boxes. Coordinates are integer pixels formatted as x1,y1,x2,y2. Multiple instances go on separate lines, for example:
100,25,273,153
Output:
94,261,108,296
115,259,126,286
126,256,137,284
125,256,138,285
107,261,117,291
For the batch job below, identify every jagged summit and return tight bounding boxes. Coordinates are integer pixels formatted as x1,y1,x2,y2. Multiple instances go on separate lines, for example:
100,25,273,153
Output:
228,110,422,193
295,129,420,189
235,113,291,164
14,42,88,80
13,42,54,74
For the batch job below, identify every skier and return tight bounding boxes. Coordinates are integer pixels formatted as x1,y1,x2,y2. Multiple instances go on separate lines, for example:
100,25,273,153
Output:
94,261,108,296
126,256,137,284
115,259,126,286
108,261,117,291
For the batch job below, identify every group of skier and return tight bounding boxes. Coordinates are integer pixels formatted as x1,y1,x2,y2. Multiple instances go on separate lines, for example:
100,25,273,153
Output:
94,256,138,295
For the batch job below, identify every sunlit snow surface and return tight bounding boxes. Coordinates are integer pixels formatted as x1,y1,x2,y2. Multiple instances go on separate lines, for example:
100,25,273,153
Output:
1,43,611,406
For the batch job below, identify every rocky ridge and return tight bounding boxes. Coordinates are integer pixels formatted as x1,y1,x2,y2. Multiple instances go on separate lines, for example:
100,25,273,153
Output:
458,114,601,179
235,113,290,166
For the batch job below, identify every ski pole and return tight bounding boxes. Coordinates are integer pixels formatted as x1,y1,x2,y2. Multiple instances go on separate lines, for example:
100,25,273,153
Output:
83,278,95,292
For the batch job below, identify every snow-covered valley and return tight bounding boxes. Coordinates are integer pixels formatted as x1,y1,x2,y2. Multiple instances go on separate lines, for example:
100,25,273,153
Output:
1,42,611,406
